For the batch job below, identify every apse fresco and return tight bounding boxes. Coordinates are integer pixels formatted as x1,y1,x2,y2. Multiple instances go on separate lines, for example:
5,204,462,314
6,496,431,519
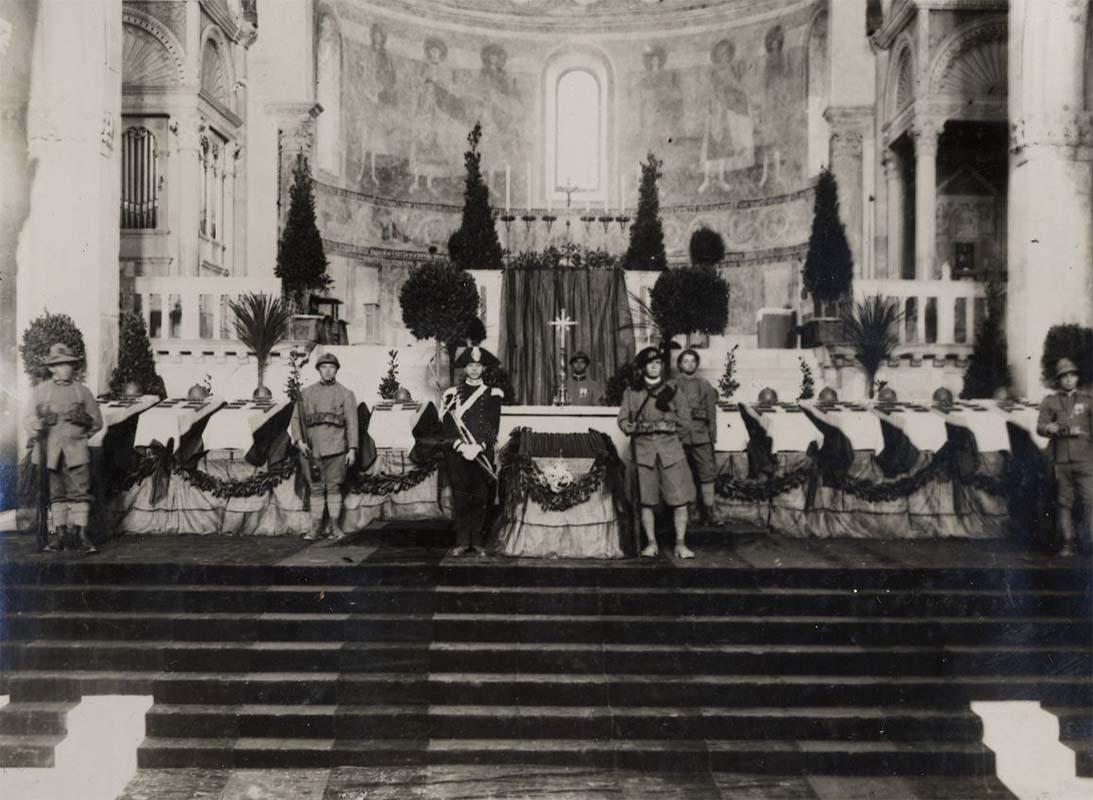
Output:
340,15,810,206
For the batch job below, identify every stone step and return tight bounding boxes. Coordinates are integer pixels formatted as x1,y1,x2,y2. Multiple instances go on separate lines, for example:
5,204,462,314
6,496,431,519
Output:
0,733,66,768
3,640,1089,678
144,703,985,742
7,670,1091,708
4,583,1086,617
3,561,1088,592
4,611,1090,647
0,701,75,736
134,735,997,775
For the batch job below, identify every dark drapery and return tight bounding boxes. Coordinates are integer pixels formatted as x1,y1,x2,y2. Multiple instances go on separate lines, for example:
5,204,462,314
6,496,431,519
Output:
498,268,636,405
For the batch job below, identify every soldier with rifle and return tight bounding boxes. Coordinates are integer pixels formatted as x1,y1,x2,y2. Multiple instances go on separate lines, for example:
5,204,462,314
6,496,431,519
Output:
24,344,103,553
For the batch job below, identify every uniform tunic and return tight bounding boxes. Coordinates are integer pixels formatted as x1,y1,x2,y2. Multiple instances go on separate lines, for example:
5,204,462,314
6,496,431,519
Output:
290,380,359,490
24,378,104,519
617,381,696,507
1037,388,1093,540
674,374,719,483
442,380,503,549
564,374,605,407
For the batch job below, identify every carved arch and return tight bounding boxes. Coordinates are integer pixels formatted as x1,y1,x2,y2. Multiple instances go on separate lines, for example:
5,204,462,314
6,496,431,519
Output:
929,17,1007,97
122,8,186,86
200,24,237,110
887,37,915,121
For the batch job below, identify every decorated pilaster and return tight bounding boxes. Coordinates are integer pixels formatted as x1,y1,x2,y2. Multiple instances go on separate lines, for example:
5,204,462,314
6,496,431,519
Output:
826,107,873,278
911,119,941,281
1007,0,1093,398
883,152,906,280
15,0,122,393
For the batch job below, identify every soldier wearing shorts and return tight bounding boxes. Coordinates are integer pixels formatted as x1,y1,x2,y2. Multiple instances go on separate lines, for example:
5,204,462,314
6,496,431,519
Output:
25,343,103,553
618,347,697,559
674,348,719,523
291,352,358,542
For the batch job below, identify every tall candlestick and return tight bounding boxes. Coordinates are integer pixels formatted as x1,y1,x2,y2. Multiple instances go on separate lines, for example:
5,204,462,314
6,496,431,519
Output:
620,174,627,215
505,165,511,212
585,195,590,213
547,180,553,212
526,161,532,210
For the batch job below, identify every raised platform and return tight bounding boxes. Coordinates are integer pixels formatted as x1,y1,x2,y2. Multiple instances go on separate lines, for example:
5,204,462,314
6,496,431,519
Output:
1,530,1090,783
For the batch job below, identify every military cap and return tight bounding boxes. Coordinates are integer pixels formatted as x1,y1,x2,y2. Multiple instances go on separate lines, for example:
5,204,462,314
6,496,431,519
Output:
314,352,340,370
1056,358,1080,379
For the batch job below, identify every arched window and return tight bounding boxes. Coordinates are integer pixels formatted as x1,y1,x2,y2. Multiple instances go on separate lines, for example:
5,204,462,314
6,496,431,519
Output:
121,126,159,229
806,9,830,175
316,14,341,176
544,49,610,206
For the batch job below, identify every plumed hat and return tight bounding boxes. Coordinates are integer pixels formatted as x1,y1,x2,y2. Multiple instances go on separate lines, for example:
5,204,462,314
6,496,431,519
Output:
453,345,499,368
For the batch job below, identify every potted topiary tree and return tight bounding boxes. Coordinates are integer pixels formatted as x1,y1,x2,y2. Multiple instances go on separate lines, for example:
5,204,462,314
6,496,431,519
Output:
108,312,167,399
960,277,1013,399
623,153,668,271
450,123,503,271
398,260,481,392
276,152,334,331
228,292,292,400
20,310,87,385
801,168,854,346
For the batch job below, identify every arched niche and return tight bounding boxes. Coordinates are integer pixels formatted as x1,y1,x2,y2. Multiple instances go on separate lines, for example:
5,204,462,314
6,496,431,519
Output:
806,7,829,175
315,10,342,177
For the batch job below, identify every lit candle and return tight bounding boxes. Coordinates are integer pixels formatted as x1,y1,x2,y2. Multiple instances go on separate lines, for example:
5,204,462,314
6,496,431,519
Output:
526,161,532,210
620,174,627,214
585,195,590,213
547,180,553,212
505,165,511,212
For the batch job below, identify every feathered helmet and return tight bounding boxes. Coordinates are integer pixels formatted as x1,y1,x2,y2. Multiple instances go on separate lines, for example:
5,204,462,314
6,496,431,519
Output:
453,346,500,369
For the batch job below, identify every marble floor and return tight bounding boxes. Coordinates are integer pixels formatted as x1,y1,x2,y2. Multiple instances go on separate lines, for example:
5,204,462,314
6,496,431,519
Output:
115,766,1019,800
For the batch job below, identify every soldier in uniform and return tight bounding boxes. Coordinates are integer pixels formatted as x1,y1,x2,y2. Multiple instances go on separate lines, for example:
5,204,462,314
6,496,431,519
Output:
1037,357,1093,556
617,346,697,559
674,349,719,523
290,352,359,542
442,345,504,557
24,343,103,553
564,351,605,406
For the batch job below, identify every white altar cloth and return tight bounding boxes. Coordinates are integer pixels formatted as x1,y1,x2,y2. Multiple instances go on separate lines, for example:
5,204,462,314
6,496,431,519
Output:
800,402,885,454
202,399,290,451
134,396,225,447
89,396,161,446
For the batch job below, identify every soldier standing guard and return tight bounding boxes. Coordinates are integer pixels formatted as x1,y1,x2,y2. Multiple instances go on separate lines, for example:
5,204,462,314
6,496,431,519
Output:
674,349,719,523
1037,357,1093,557
24,344,103,553
290,352,358,542
442,345,504,557
564,351,605,406
618,346,697,559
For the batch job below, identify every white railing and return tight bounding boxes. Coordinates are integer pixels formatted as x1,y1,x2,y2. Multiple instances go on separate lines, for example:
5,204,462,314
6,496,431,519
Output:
131,276,282,342
855,273,987,346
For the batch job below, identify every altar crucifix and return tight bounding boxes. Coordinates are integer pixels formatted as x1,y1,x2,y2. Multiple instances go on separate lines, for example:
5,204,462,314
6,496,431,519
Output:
550,308,578,406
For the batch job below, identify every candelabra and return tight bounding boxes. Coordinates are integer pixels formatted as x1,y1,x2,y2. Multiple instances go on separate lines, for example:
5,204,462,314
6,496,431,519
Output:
615,215,631,233
597,215,614,234
579,215,596,235
520,214,537,233
542,214,557,235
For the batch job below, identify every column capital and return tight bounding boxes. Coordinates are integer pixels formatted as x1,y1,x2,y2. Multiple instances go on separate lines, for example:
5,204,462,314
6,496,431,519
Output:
910,119,942,156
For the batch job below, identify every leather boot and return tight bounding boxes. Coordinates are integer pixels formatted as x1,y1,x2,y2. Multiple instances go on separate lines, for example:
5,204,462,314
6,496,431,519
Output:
46,526,64,552
1058,514,1077,557
74,526,97,554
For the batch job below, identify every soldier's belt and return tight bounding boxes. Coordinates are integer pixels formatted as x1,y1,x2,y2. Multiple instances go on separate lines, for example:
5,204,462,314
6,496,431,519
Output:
690,409,709,420
634,421,677,435
305,412,345,428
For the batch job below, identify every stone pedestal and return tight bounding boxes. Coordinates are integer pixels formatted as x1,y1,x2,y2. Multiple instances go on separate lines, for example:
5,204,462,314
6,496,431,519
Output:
15,0,122,394
1007,0,1093,398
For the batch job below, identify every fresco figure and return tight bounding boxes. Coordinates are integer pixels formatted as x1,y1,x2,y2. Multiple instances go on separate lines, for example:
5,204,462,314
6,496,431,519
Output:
699,38,755,194
411,37,464,196
478,44,523,190
634,45,682,164
359,22,399,186
757,24,789,188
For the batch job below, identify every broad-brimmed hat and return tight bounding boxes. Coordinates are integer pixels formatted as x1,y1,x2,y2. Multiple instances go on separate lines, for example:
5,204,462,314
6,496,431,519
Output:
634,347,663,369
454,345,499,368
569,351,591,366
1056,358,1080,379
42,343,81,366
315,352,340,370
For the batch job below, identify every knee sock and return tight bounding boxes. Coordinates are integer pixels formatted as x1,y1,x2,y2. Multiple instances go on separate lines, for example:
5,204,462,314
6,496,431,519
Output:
326,495,343,530
50,502,69,529
309,491,327,529
69,502,90,528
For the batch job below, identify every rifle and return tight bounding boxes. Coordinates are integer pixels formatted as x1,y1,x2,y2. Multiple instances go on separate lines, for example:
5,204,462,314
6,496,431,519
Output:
35,406,55,552
627,391,655,556
294,396,322,484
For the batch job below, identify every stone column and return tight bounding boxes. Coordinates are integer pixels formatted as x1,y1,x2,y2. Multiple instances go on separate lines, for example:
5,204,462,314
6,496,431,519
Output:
15,0,122,394
911,119,941,281
884,152,906,280
171,114,204,277
1007,0,1093,398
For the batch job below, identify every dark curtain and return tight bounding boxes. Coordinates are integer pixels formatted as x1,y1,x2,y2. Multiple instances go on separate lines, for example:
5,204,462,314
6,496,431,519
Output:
498,268,635,405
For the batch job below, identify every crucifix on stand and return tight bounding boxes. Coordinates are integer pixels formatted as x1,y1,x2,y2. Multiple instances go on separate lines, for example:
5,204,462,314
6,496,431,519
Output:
550,308,577,406
560,180,579,209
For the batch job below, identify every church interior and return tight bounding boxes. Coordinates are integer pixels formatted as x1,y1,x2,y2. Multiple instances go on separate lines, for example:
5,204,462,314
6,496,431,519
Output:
1,1,1092,798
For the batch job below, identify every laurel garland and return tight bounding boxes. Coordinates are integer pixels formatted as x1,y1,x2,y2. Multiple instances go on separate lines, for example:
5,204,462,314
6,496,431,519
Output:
714,464,815,502
343,455,441,496
114,448,441,500
505,454,612,512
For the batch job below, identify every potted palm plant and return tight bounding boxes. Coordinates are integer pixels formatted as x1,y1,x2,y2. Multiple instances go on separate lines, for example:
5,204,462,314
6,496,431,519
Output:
843,294,902,399
229,292,292,400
